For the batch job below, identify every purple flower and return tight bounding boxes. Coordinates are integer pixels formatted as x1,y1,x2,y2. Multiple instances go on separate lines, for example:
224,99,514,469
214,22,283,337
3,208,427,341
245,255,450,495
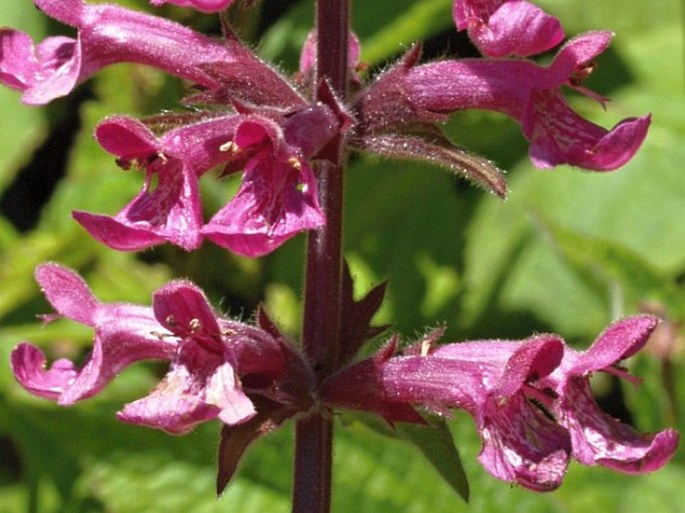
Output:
10,263,309,434
397,31,650,170
321,318,679,490
322,333,573,491
73,116,211,251
0,0,241,105
541,316,680,473
75,103,337,257
453,0,564,57
202,106,336,257
11,263,174,405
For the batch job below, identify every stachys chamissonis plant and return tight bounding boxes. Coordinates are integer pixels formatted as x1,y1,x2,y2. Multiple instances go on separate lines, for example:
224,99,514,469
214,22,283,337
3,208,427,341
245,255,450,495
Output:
1,0,676,511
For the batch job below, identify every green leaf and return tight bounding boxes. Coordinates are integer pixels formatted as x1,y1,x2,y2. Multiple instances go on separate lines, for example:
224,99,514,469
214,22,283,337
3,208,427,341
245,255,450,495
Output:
359,0,452,64
395,418,470,502
535,215,685,319
340,411,469,502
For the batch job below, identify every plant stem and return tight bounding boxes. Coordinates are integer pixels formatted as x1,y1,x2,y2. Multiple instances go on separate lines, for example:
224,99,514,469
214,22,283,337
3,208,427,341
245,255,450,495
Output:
293,1,349,513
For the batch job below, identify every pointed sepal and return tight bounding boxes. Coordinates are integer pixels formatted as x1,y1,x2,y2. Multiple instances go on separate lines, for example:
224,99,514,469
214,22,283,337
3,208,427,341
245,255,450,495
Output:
217,401,297,495
338,260,389,364
355,133,507,198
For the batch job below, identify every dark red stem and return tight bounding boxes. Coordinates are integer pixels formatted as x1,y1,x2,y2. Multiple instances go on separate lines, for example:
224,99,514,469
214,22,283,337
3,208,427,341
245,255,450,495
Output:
293,1,349,513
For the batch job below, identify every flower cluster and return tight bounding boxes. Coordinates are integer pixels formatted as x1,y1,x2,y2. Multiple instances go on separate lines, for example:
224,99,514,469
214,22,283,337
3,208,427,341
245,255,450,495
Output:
11,265,678,491
0,0,650,257
3,0,677,499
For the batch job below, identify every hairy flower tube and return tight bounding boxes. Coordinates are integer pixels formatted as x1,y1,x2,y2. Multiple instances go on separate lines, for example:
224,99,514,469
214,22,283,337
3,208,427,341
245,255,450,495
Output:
11,263,313,434
0,0,249,105
150,0,237,12
321,317,679,491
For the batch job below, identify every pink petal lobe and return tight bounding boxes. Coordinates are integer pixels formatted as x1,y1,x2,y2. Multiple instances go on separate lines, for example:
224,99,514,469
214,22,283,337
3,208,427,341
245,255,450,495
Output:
11,343,78,401
95,117,159,159
35,262,98,325
478,393,570,491
494,335,564,397
525,91,651,171
117,385,219,435
73,158,203,251
203,158,325,258
557,377,678,472
153,281,221,339
0,29,81,105
471,1,564,58
73,211,168,251
206,362,257,426
572,315,659,374
118,339,254,434
0,30,41,89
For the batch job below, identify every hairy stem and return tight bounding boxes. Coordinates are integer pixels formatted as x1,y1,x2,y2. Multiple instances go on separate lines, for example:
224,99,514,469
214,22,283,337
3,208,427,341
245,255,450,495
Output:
293,1,349,513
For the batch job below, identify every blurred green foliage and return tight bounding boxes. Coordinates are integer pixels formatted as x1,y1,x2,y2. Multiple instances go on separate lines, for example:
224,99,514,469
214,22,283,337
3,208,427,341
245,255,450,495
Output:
1,0,684,511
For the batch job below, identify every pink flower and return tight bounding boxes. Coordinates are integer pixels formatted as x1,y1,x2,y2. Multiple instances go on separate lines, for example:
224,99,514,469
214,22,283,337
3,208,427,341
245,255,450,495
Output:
321,317,679,490
398,32,650,170
11,263,174,405
453,0,564,57
10,263,308,434
73,116,213,251
322,333,572,491
542,316,680,473
75,103,337,257
203,106,337,257
0,0,241,105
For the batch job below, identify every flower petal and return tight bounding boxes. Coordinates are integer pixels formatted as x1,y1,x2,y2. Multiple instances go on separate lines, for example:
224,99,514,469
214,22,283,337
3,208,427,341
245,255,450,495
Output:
0,29,81,105
478,393,570,491
203,158,325,258
10,343,79,401
570,315,659,375
35,262,98,325
461,0,564,58
94,116,159,159
525,91,651,170
117,379,219,435
206,361,257,425
153,280,222,340
6,0,243,104
118,340,255,434
556,377,678,472
74,158,203,251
